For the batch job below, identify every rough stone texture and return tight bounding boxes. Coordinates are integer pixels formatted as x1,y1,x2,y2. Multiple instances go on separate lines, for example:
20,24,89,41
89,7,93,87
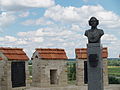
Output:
0,53,11,90
32,58,68,87
0,53,29,90
76,59,85,86
76,59,108,86
103,59,108,86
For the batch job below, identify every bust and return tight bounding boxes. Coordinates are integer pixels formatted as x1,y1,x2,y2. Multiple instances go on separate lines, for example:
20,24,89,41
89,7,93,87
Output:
84,17,104,43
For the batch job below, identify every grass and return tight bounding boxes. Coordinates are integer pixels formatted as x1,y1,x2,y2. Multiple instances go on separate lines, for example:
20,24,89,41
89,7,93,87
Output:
108,66,120,77
29,65,32,76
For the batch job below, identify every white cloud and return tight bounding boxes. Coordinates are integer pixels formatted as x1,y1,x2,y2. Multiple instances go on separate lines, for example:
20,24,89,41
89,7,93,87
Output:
16,39,28,45
0,0,55,30
22,18,54,26
17,28,45,37
0,12,16,28
32,37,44,43
0,36,17,42
0,4,120,58
44,5,120,29
71,24,81,31
16,27,87,58
0,26,119,58
18,28,74,37
102,34,117,42
1,0,55,11
19,11,30,17
101,34,120,57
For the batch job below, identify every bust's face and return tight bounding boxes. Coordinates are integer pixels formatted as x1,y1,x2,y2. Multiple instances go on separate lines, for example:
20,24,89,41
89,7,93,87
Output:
89,18,98,27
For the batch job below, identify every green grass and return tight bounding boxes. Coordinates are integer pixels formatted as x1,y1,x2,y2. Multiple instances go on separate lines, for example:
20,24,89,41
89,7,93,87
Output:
29,65,32,76
108,66,120,77
68,80,76,85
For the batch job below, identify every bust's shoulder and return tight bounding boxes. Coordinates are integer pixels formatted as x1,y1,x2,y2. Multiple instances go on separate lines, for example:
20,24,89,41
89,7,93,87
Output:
98,29,103,32
98,29,104,35
85,29,91,32
85,29,90,36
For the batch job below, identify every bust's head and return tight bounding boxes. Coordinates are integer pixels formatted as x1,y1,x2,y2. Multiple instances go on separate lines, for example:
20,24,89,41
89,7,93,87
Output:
89,17,99,27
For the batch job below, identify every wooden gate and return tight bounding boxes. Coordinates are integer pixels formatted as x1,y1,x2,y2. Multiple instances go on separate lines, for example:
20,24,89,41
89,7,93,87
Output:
11,62,26,88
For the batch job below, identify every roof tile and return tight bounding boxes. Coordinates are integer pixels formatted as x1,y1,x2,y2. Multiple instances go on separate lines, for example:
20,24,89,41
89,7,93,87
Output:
35,48,68,60
0,57,3,60
75,47,108,59
0,47,29,60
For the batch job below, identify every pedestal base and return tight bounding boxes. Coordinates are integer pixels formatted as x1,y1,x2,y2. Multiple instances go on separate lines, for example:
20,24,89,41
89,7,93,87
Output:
87,43,104,90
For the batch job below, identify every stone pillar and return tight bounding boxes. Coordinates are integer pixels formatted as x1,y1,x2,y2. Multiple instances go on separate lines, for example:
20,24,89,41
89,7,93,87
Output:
76,59,85,86
103,59,108,86
87,43,104,90
32,58,41,87
102,47,109,86
25,61,30,88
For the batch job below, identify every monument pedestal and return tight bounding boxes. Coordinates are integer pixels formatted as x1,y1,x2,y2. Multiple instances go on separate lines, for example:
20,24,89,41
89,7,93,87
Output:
87,43,104,90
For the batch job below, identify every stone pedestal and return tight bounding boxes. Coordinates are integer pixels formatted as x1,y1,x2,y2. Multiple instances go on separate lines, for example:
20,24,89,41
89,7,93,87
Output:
87,43,104,90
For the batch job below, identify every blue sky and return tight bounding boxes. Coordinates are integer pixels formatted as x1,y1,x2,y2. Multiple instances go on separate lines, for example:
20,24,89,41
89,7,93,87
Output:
0,0,120,58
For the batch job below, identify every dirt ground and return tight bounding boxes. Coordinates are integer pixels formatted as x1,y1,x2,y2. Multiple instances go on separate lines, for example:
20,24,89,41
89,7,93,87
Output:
26,85,120,90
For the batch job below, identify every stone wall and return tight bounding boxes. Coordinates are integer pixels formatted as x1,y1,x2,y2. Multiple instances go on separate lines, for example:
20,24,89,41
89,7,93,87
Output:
0,61,12,90
0,60,7,90
76,59,108,86
0,56,29,90
0,52,12,90
76,59,85,86
103,59,108,86
32,59,67,87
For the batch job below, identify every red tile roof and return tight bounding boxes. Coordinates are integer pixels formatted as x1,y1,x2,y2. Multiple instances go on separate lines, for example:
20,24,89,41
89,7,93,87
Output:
35,48,68,60
0,57,3,60
75,47,108,59
75,48,87,59
102,47,108,58
0,47,29,60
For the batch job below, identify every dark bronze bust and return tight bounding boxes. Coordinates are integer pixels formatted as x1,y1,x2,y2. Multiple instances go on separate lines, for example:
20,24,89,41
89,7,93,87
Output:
85,17,104,43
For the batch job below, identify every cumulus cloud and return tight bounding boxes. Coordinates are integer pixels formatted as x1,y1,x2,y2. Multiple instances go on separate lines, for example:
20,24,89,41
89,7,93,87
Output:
0,0,55,30
32,37,44,43
16,39,28,45
0,4,120,58
102,34,118,43
22,18,54,26
17,27,87,58
0,12,16,28
19,11,30,17
17,28,45,37
44,5,120,29
71,24,80,30
1,0,55,11
0,36,17,42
